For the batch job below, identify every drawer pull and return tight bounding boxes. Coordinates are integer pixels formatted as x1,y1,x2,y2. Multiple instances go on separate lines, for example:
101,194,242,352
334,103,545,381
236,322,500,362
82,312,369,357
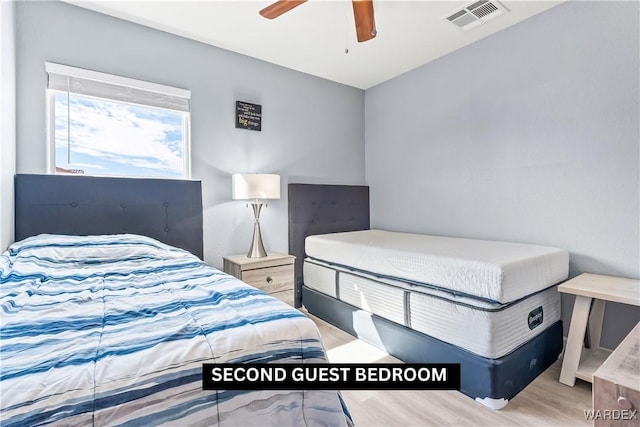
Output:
617,396,633,410
266,277,273,284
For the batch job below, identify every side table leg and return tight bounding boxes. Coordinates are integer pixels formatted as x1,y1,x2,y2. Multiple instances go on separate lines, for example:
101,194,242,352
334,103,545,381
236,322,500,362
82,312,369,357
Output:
559,295,593,386
588,299,606,350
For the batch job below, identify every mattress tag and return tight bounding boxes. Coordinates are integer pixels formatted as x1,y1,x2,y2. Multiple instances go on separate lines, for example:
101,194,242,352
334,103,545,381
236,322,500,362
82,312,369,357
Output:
528,306,544,330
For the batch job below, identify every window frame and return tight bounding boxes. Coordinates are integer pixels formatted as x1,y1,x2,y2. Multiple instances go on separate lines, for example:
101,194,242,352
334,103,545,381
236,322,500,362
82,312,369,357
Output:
45,62,192,179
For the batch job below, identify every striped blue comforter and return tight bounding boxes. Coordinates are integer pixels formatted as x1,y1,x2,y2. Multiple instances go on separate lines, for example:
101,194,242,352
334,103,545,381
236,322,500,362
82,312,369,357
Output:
0,234,351,426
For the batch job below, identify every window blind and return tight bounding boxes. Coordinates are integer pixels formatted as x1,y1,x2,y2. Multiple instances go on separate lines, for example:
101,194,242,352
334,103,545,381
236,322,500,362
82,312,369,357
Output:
46,62,190,112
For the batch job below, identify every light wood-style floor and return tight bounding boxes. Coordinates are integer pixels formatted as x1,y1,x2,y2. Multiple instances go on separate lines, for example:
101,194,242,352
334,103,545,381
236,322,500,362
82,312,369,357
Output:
304,310,593,427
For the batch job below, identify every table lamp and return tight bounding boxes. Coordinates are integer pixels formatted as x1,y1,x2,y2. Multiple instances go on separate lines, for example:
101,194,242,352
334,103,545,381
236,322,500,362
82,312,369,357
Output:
232,173,280,258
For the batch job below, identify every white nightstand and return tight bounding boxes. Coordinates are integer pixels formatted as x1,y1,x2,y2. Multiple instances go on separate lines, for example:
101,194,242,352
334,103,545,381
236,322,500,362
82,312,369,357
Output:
223,253,296,306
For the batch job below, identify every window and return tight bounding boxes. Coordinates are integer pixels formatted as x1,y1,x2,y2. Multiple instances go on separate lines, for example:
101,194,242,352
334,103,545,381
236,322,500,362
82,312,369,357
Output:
46,63,191,178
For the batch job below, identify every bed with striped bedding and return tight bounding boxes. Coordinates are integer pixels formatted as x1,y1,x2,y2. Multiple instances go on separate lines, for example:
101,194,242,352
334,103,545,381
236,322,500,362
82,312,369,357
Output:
0,234,351,426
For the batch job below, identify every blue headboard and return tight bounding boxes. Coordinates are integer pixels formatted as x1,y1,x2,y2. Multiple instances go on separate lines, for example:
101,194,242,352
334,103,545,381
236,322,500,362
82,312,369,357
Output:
14,174,204,259
288,183,370,307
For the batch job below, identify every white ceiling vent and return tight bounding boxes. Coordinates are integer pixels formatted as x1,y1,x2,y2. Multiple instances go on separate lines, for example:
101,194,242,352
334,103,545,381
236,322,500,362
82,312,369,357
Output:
445,1,509,31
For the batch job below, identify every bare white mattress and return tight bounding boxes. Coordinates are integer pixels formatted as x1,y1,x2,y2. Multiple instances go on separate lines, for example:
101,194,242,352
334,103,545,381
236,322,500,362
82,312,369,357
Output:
305,230,569,304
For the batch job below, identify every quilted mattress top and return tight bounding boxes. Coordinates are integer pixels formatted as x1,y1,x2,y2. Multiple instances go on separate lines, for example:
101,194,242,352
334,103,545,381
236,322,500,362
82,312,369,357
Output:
305,229,569,303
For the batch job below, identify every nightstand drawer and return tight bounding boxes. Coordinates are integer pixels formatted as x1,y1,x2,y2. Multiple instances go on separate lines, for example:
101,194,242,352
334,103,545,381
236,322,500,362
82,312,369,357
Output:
242,264,293,293
222,253,296,306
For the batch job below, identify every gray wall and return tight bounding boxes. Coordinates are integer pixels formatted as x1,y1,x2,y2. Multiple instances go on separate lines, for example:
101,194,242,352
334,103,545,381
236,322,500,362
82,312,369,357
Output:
365,1,639,349
1,0,16,251
15,1,365,267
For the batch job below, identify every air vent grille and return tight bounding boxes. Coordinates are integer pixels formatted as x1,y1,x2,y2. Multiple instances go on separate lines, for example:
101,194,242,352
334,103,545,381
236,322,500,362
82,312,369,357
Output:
444,1,509,31
446,10,467,22
471,2,499,18
467,1,489,11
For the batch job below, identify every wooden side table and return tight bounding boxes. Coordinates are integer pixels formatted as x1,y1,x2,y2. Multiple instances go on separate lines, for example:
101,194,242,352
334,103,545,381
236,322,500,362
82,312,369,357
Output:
223,253,295,305
558,273,640,386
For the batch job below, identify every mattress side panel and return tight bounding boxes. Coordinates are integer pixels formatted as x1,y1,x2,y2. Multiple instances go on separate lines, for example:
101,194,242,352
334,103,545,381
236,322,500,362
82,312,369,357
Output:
409,286,561,359
339,272,406,326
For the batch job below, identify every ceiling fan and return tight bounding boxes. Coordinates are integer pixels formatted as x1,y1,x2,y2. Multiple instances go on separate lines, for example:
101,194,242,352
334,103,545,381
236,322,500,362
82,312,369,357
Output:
259,0,377,43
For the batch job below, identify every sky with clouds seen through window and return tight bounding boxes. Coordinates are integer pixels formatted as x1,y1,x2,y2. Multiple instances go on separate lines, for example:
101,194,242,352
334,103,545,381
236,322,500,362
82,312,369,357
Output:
54,93,186,178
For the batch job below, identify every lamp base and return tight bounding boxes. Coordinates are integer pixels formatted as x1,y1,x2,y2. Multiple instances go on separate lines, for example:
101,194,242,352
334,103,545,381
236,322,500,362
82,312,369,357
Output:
247,202,268,258
247,221,267,258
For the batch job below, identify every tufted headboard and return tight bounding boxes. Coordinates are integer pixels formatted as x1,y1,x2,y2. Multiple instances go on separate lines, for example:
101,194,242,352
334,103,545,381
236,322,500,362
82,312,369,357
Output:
14,174,204,259
288,183,370,307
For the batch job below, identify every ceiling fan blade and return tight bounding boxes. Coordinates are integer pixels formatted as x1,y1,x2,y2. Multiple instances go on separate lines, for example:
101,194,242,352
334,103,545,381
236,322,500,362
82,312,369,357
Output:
352,0,377,42
259,0,308,19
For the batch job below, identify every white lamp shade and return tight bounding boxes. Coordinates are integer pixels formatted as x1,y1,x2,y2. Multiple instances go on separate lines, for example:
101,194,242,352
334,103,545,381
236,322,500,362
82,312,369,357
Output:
232,174,280,200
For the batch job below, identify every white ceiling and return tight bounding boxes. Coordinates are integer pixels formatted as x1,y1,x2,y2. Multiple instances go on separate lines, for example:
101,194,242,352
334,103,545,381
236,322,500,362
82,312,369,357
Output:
65,0,563,89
